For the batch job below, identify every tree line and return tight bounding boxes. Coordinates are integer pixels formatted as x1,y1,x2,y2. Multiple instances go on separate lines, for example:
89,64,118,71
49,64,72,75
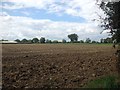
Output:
14,34,113,44
100,37,113,43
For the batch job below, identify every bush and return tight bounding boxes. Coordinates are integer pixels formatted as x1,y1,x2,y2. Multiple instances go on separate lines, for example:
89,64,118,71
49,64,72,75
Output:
52,40,58,43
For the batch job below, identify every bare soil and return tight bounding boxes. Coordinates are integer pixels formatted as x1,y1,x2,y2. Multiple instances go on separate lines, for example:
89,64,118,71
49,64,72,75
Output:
2,44,118,88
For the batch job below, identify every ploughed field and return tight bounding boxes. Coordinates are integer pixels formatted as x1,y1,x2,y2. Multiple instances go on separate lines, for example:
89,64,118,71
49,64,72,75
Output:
2,44,117,88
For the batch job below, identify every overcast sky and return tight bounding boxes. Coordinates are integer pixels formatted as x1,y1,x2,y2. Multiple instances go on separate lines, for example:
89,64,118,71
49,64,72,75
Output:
0,0,110,41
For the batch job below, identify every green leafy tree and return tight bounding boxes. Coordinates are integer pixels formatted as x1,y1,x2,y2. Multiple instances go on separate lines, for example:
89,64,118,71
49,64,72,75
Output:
97,1,120,43
100,38,104,43
106,37,112,43
40,37,45,43
53,40,58,43
80,40,84,43
104,39,108,43
21,39,28,43
15,39,21,43
62,39,66,43
92,41,97,43
97,1,120,73
46,39,52,43
85,38,91,43
28,39,33,44
1,39,8,41
32,38,39,43
68,33,78,42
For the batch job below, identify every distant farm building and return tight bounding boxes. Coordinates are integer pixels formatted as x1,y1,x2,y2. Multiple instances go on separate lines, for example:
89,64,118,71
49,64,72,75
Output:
0,40,18,44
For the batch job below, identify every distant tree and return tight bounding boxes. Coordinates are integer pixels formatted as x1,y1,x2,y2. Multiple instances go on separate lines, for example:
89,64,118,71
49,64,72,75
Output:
100,37,112,43
1,39,8,41
106,37,112,43
97,41,100,43
85,38,91,43
21,39,28,43
46,39,52,43
80,40,84,43
104,39,108,43
53,40,58,43
32,38,39,43
92,41,97,43
68,33,78,42
40,37,45,43
62,39,66,43
100,38,104,43
28,39,33,44
15,39,21,43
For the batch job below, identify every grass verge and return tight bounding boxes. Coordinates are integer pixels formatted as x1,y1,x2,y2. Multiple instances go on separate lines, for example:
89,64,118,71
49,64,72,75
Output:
84,75,120,88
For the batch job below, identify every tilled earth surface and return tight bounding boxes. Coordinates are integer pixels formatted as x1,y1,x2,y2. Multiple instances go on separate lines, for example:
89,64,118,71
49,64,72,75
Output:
2,44,118,88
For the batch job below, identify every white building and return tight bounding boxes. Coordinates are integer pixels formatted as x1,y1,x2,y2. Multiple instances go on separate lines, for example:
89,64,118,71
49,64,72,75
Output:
0,40,18,44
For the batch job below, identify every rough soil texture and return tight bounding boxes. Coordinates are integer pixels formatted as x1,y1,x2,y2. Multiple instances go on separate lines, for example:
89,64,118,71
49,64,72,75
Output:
2,44,118,88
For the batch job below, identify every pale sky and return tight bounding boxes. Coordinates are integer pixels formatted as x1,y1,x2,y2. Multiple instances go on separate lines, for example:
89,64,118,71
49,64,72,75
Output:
0,0,110,41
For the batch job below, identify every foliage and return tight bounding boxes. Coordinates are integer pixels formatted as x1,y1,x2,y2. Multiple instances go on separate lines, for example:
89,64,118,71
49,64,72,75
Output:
15,39,21,43
27,39,33,44
100,37,112,43
85,38,91,43
80,40,84,43
97,1,120,43
68,33,78,42
46,39,52,43
21,39,28,43
92,41,97,43
52,40,58,43
1,39,8,41
40,37,45,43
32,38,39,43
62,39,66,43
